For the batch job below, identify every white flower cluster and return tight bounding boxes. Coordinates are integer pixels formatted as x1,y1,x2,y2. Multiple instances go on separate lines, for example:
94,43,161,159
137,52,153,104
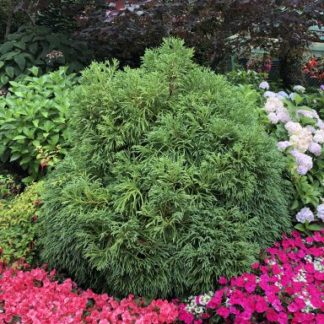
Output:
264,96,290,124
295,203,324,223
299,255,324,313
185,291,214,315
261,82,324,176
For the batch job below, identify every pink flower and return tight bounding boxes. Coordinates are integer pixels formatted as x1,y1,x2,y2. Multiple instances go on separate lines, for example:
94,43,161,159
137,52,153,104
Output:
255,296,268,313
218,276,227,285
266,309,279,322
216,306,230,318
251,262,260,270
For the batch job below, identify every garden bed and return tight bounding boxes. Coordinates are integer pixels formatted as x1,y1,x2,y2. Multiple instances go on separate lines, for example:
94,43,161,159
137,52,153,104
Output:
0,231,323,323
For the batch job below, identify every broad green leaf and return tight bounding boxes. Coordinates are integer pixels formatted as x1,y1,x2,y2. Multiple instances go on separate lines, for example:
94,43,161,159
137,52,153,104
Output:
14,54,26,71
5,66,15,78
29,66,39,76
294,223,307,233
1,51,19,61
307,223,324,231
0,42,14,54
13,135,26,140
32,120,40,128
0,75,9,86
13,41,26,51
9,153,21,162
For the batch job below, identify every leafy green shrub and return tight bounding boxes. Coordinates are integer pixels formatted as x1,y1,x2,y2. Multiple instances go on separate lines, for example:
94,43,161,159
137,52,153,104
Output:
0,182,43,264
226,69,268,88
0,25,89,87
40,38,292,298
0,67,76,181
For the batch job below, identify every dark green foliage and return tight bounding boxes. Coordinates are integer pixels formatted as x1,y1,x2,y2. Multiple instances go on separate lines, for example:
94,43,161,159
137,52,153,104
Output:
40,38,292,298
0,25,90,87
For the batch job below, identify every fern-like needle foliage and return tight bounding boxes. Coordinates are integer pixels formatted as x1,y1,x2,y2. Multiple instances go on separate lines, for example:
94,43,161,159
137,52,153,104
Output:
39,38,292,298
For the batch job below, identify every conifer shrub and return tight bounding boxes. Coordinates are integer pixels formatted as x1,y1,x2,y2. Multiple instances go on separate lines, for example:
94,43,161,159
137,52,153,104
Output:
40,38,292,298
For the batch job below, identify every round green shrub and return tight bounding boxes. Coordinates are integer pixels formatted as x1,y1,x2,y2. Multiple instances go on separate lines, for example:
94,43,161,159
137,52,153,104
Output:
40,38,292,298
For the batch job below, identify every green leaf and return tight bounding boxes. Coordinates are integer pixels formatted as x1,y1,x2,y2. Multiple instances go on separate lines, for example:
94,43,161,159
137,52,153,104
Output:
32,120,39,128
293,94,303,105
0,145,6,156
20,156,31,166
1,51,19,61
49,134,59,146
13,135,26,140
294,223,308,233
307,223,324,231
14,54,26,71
28,42,38,55
0,42,14,54
5,66,15,78
13,41,26,51
0,75,9,86
32,140,41,147
29,66,39,76
9,153,21,162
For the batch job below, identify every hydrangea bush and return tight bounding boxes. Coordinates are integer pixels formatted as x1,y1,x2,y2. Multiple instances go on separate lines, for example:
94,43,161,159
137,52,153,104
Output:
39,38,291,298
260,83,324,234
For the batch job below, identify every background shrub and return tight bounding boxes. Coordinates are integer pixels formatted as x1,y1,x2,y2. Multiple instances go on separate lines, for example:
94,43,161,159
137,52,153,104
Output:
0,67,76,181
77,0,322,85
40,39,292,298
0,25,89,87
0,181,43,264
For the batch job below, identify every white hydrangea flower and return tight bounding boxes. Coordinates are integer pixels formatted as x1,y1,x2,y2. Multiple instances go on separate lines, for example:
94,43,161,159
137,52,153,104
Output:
265,97,284,113
276,107,291,123
268,112,279,124
264,91,277,98
289,128,313,153
259,81,270,90
277,91,289,99
285,121,303,135
313,129,324,144
308,142,321,156
293,85,306,93
317,119,324,130
297,109,319,119
277,141,291,151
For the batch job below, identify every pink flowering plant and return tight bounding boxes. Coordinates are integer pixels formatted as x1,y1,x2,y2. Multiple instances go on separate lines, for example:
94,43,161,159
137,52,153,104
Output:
0,260,178,324
1,231,323,323
179,230,324,324
260,83,324,234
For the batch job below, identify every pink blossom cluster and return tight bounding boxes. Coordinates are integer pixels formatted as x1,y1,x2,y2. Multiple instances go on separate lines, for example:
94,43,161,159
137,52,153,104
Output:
179,230,324,324
0,263,178,324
